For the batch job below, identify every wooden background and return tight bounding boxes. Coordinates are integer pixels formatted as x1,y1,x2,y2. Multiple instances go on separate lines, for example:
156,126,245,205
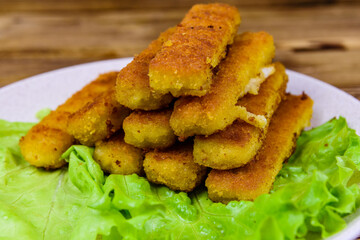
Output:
0,0,359,100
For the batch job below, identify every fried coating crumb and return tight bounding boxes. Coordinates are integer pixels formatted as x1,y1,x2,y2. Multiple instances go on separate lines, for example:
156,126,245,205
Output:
170,32,275,138
94,133,144,175
149,3,241,97
143,142,207,192
123,109,176,149
115,27,175,110
19,72,118,169
67,90,130,146
194,62,288,169
19,125,74,169
194,120,263,170
206,94,314,203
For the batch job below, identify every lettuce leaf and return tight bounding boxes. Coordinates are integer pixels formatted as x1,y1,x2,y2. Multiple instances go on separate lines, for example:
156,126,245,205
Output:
0,117,359,239
0,121,128,240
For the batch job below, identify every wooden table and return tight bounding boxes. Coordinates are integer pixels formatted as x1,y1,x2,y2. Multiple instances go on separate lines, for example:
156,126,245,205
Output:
0,0,359,102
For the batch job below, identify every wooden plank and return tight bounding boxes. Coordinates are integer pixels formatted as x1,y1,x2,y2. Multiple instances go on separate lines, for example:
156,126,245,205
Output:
340,86,360,100
276,50,360,87
0,5,359,100
0,11,181,57
1,6,359,55
0,0,357,12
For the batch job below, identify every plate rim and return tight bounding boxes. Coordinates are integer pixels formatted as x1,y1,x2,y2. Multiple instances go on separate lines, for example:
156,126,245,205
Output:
1,58,359,106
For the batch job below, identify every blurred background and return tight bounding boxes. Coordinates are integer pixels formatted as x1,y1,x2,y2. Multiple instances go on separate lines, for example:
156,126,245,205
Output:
0,0,359,99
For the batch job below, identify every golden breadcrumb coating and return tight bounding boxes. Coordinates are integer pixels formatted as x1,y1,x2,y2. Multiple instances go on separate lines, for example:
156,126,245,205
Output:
115,27,175,110
123,109,176,149
56,73,117,113
234,65,276,129
206,94,314,203
94,133,144,175
67,90,130,146
19,125,74,169
170,32,275,138
19,72,117,169
193,63,288,169
143,142,207,192
149,3,241,97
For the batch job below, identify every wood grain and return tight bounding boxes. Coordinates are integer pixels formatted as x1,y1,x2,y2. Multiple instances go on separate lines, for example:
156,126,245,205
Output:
0,0,354,11
0,1,359,101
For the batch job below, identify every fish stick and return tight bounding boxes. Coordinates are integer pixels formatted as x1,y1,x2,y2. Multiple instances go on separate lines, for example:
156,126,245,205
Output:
115,27,175,110
170,32,275,138
193,63,288,169
67,90,130,146
143,142,207,192
149,3,241,97
206,94,314,203
19,72,118,169
94,132,144,175
56,72,117,113
123,109,176,149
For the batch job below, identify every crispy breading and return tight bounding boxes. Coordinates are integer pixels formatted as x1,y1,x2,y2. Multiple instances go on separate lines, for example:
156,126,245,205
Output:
234,65,276,129
143,142,207,192
193,63,288,169
94,132,144,175
236,63,286,125
57,72,117,113
123,109,176,149
170,32,275,138
206,94,314,203
67,90,130,146
149,3,241,97
19,125,74,169
115,28,175,110
19,72,118,169
40,111,72,131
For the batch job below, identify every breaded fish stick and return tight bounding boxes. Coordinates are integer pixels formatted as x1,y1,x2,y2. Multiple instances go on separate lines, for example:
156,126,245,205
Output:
194,63,288,169
143,142,207,192
19,72,118,169
56,72,118,113
170,32,275,138
94,132,144,175
123,109,176,149
149,3,241,97
67,90,130,146
206,94,314,203
115,28,175,110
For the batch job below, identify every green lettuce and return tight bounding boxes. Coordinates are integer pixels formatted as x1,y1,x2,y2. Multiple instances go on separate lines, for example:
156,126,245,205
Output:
0,117,359,239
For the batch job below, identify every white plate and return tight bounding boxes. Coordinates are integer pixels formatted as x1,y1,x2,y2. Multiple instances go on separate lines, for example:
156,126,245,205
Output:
0,58,359,239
